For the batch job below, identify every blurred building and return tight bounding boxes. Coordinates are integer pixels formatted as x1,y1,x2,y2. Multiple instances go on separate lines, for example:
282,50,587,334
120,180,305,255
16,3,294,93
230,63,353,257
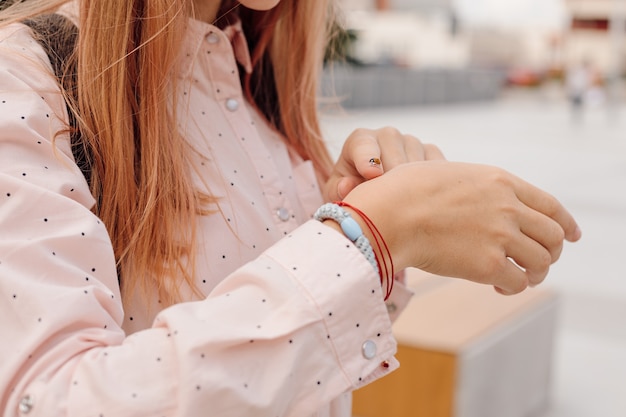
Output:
343,0,453,12
337,0,564,74
325,0,504,108
337,0,467,69
564,0,626,78
328,0,626,106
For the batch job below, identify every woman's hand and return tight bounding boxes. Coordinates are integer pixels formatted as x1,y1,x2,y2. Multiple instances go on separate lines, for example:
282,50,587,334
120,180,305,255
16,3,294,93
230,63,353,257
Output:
342,160,582,295
323,127,445,202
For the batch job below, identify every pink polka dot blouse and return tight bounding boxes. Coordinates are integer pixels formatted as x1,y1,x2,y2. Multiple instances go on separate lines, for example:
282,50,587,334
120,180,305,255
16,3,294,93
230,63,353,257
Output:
0,9,412,417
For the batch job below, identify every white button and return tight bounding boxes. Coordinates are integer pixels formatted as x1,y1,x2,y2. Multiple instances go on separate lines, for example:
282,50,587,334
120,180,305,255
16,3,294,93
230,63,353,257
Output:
386,302,397,314
19,395,34,414
361,340,377,360
277,208,290,222
225,98,239,111
206,32,220,44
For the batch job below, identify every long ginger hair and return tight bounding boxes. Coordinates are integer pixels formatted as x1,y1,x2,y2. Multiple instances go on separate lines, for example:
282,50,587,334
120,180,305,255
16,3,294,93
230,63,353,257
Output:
0,0,335,305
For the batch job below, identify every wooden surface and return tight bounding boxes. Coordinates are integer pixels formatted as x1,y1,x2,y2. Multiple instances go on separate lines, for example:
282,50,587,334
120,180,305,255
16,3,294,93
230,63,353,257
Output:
352,270,558,417
353,345,456,417
393,270,556,351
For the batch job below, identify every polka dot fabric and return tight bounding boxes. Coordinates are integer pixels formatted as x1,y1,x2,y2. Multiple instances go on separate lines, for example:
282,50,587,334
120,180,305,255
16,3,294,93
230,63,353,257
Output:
0,11,412,417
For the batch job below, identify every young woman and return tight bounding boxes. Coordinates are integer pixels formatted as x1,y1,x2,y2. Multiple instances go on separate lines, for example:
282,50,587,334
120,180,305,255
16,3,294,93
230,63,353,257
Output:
0,0,580,416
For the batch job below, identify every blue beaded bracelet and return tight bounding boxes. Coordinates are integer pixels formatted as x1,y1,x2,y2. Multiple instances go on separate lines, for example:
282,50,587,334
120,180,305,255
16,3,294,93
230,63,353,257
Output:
314,203,379,275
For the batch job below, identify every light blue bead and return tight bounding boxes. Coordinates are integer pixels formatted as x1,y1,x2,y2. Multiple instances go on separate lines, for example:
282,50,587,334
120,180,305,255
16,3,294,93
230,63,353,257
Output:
340,217,362,242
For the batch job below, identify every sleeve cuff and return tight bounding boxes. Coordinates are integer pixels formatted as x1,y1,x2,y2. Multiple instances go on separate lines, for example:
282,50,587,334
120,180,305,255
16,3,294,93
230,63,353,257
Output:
262,220,400,389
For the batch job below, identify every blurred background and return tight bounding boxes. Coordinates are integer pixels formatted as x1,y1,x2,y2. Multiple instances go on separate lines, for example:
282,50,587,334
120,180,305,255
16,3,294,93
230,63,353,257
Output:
324,0,626,108
320,1,626,417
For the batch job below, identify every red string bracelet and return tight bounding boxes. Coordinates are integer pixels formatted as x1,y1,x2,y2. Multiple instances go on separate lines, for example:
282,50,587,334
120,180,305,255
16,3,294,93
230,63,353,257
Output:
335,201,395,300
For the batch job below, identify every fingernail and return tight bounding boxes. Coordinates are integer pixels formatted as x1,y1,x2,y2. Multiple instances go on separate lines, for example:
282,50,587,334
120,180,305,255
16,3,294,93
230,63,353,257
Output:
369,158,381,168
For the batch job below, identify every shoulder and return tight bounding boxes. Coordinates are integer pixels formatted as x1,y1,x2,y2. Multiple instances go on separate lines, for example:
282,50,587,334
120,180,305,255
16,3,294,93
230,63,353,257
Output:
0,21,55,76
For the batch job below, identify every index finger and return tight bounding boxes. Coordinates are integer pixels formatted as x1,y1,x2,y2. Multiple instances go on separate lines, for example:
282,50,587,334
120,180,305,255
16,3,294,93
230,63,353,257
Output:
344,132,385,180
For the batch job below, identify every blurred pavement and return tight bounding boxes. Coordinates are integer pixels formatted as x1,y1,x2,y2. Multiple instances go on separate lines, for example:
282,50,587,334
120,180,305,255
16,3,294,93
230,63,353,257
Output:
321,86,626,417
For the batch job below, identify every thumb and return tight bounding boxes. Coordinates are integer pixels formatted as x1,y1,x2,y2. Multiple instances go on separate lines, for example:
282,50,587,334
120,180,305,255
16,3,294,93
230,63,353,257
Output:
324,175,362,201
337,176,362,200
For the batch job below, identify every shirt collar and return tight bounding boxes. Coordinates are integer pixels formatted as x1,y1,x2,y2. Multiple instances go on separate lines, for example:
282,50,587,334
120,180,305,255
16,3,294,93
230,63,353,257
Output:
179,17,253,77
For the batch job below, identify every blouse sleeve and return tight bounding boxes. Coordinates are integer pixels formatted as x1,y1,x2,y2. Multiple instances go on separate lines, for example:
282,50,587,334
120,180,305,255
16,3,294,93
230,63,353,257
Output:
0,24,399,417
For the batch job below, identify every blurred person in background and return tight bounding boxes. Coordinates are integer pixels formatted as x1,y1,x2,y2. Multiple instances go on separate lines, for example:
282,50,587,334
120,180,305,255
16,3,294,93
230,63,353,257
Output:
565,58,596,121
